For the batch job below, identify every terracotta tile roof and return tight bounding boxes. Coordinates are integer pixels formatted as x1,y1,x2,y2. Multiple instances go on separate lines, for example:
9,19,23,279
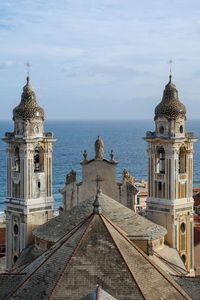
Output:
193,192,200,207
194,226,200,246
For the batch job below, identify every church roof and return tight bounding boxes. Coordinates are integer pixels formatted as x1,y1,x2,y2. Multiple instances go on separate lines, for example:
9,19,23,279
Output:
174,276,200,300
33,192,167,242
2,208,190,299
154,75,186,120
80,285,117,300
0,273,26,299
13,76,44,120
151,244,187,276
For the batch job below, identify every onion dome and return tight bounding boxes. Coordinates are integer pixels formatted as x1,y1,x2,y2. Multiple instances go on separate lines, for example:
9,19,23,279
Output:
13,76,44,120
95,136,104,159
154,75,186,120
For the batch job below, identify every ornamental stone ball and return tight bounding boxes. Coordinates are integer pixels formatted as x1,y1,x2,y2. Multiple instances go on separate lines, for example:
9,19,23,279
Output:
95,136,104,160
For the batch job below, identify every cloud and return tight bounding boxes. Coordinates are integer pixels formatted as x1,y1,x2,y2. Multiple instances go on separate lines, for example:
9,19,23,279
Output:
0,61,14,69
1,0,200,119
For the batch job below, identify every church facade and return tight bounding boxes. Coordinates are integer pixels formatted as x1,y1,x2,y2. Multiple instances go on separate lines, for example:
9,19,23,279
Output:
60,136,141,212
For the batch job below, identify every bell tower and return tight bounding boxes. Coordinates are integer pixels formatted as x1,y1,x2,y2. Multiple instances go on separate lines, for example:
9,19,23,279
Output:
145,75,196,273
3,76,55,269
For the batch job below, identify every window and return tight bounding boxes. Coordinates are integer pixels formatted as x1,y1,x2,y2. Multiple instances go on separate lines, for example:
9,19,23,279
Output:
179,146,186,174
156,147,165,174
34,150,40,172
34,147,44,172
14,224,19,235
158,182,162,191
180,222,186,233
159,126,164,134
180,125,183,133
180,222,186,253
13,255,18,263
181,254,186,264
13,147,20,172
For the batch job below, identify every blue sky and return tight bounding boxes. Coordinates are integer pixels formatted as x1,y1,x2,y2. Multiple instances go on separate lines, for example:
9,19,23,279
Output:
0,0,200,120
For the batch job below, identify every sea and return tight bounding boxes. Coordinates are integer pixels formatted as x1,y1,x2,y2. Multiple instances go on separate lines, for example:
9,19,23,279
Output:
0,120,200,213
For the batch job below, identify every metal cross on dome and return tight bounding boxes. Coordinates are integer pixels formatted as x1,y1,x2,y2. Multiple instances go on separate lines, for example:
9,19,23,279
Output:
25,61,31,77
168,58,173,76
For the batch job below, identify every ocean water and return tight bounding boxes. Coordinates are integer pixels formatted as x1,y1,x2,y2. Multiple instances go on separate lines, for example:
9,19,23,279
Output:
0,120,200,212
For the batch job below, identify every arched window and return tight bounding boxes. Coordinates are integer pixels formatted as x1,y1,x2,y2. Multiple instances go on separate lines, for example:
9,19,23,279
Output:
13,224,19,235
159,126,164,134
13,255,18,264
180,222,186,254
13,147,20,172
34,147,44,172
180,222,186,233
179,146,186,174
181,254,186,265
156,147,165,174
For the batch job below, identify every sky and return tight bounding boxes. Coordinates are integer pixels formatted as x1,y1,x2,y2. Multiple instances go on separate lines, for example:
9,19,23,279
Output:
0,0,200,120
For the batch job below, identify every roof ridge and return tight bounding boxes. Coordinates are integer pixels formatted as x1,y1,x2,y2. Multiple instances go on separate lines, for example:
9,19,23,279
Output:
48,214,96,299
5,214,94,300
99,214,145,298
100,213,190,300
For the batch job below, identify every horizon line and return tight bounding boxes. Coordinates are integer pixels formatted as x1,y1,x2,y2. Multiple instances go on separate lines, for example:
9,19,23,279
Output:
0,118,200,122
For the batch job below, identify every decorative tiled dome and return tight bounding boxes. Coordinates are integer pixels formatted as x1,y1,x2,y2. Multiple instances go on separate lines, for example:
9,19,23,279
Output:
13,76,44,120
155,75,186,120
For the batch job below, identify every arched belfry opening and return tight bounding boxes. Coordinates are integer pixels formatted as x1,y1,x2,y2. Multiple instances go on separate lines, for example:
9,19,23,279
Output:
179,146,186,174
34,147,44,172
156,147,165,174
13,146,20,172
